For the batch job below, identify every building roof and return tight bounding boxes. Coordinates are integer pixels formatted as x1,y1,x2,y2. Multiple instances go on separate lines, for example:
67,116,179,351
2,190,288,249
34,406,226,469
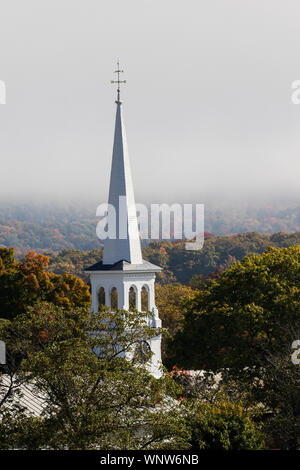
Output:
1,375,46,417
85,258,162,273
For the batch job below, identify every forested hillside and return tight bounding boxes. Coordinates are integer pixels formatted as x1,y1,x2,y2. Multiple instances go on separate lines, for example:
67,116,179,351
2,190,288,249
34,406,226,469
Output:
0,204,102,254
1,241,299,450
2,202,300,254
46,231,300,284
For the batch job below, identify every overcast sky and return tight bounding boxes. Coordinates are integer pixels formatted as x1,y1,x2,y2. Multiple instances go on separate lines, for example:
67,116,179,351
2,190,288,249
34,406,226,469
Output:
0,0,300,208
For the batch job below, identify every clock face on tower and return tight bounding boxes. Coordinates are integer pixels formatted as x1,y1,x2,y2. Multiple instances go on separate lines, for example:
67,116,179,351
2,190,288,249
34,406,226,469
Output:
135,340,151,363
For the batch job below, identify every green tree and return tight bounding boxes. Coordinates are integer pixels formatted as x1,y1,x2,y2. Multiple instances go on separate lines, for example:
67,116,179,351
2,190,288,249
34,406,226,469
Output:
0,302,189,450
155,283,195,362
239,331,300,450
186,399,264,450
171,246,300,371
170,367,264,450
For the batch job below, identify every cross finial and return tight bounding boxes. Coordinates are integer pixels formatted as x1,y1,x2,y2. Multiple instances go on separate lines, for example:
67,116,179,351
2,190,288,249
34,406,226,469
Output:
111,61,126,104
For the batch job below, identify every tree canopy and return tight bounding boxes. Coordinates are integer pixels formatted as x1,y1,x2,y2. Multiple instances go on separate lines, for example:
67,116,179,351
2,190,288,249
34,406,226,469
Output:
0,248,91,320
170,246,300,370
44,231,300,285
0,303,189,450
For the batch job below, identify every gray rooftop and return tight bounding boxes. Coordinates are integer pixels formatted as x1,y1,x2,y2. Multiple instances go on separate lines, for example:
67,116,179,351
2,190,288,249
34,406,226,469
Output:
85,259,162,273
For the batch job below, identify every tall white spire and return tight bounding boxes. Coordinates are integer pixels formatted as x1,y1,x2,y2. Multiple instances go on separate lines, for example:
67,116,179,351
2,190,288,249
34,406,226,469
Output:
102,91,142,265
86,64,162,378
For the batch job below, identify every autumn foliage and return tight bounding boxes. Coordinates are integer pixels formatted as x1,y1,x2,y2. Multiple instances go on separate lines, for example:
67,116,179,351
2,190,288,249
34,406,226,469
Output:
0,247,91,320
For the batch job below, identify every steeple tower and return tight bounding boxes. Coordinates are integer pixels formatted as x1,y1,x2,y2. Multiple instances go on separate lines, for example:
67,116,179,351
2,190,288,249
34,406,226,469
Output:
102,97,142,265
85,63,162,378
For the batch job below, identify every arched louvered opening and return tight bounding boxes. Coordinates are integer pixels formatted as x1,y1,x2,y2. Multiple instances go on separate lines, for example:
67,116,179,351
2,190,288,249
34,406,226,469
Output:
110,287,118,311
98,287,106,310
141,285,149,312
129,285,137,311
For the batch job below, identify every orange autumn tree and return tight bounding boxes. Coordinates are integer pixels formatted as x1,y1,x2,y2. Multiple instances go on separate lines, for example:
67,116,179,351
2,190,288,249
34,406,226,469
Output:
0,248,91,320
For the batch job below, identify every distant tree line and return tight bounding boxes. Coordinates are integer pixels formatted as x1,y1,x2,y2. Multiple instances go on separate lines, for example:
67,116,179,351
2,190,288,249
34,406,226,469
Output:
1,202,300,254
45,231,300,284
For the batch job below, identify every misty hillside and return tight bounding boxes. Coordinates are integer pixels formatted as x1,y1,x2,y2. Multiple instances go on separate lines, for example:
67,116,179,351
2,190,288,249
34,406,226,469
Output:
1,203,300,255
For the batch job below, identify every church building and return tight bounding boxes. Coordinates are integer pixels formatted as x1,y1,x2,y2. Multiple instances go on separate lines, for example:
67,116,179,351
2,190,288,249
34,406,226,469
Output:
85,64,162,378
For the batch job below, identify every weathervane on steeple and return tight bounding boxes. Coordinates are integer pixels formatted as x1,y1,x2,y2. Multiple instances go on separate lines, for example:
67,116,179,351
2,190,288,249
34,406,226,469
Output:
111,61,126,104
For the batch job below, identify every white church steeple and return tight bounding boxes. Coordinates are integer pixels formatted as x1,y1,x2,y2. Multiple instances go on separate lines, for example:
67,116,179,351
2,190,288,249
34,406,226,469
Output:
103,99,142,265
85,63,162,378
